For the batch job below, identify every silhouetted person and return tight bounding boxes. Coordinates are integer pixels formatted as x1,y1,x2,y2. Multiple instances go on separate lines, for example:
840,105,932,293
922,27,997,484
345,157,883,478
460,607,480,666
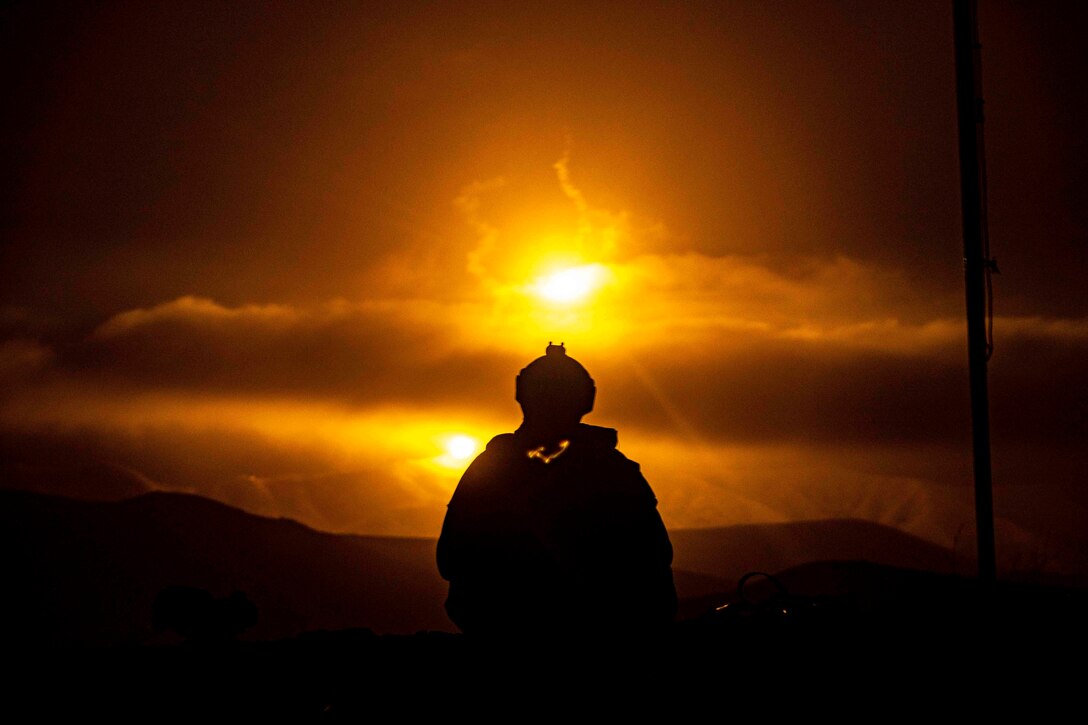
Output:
437,343,676,641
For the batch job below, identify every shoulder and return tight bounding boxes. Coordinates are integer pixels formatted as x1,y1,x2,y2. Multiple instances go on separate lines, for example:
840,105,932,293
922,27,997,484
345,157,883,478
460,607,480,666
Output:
573,424,638,472
572,423,618,450
572,425,658,505
447,432,520,505
469,432,522,470
484,432,517,452
459,432,518,468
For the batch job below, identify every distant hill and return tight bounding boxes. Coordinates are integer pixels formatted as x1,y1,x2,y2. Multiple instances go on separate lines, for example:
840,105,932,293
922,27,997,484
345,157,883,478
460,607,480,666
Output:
670,519,959,586
0,489,450,645
0,488,994,646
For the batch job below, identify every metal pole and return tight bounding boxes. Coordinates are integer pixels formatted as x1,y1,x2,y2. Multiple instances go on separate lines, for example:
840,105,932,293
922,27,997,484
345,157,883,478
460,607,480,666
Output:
952,0,997,583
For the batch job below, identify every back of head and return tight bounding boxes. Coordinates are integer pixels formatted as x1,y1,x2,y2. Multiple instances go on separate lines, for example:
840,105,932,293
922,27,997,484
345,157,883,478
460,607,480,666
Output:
515,342,596,426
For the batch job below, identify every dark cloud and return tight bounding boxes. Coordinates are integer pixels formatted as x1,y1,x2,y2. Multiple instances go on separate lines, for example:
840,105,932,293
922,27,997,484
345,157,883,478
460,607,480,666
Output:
599,342,972,446
0,338,52,383
58,297,519,410
989,326,1088,447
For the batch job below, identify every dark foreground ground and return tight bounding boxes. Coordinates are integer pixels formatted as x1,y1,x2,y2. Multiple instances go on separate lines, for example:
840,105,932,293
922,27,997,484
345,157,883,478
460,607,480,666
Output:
6,491,1085,716
13,577,1088,719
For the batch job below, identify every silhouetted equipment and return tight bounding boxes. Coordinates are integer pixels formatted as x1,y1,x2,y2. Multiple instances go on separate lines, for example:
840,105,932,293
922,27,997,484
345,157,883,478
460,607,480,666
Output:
704,571,826,631
437,344,676,638
953,0,997,583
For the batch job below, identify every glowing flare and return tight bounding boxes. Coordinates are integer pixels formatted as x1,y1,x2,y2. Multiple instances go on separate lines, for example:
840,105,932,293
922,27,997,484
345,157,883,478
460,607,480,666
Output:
533,264,608,303
433,433,481,471
446,434,478,461
526,439,569,463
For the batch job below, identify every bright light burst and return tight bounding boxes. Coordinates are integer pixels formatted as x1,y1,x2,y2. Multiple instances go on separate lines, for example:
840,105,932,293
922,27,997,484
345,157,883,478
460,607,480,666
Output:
445,434,478,461
533,264,609,304
432,433,480,470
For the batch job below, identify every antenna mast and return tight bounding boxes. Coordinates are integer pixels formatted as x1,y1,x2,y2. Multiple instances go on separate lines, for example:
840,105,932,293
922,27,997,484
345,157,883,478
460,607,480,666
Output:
953,0,997,582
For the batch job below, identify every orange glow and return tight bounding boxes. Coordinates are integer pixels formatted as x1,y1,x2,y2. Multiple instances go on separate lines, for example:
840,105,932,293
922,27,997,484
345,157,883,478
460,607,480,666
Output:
532,264,610,304
445,434,478,461
5,1,1082,590
434,433,481,470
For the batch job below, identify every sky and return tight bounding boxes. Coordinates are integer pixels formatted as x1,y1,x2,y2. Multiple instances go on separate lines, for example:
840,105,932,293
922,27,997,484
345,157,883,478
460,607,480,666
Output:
2,1,1086,582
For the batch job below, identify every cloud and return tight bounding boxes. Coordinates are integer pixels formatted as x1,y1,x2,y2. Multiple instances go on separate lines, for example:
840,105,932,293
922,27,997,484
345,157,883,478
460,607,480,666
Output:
2,288,1084,565
455,177,507,282
92,296,300,338
553,152,627,260
453,154,636,295
4,250,1083,451
2,162,1084,549
595,341,973,446
64,296,522,409
0,339,53,381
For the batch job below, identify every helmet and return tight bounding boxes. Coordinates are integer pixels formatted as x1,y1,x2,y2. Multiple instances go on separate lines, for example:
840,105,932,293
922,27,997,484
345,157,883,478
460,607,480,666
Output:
515,342,596,419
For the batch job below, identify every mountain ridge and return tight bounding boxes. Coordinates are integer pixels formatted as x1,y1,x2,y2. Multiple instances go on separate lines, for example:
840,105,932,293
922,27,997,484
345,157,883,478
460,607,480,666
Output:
3,487,1060,647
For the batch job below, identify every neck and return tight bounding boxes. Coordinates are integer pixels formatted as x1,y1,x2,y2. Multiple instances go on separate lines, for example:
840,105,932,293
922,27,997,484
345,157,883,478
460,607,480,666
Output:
517,417,581,445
